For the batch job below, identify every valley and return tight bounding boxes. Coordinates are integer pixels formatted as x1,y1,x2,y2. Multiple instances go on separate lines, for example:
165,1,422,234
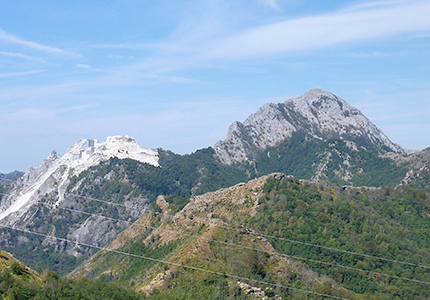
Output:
0,88,429,299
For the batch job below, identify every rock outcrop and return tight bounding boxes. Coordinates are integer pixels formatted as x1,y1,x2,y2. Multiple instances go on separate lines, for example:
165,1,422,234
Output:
0,136,158,223
214,88,404,164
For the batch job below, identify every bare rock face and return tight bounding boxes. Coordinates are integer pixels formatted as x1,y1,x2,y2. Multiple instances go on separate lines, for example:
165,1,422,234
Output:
67,217,117,251
0,136,158,224
214,88,405,165
386,147,430,188
0,135,157,266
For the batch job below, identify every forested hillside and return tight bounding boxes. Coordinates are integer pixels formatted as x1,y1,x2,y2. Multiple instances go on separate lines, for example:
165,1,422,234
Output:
0,248,145,299
0,171,24,186
0,149,250,275
71,173,430,299
70,148,251,201
247,176,430,298
251,131,408,186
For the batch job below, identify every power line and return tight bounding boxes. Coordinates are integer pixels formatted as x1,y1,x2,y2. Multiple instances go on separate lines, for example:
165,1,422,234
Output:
67,193,133,208
229,225,430,270
1,190,429,271
58,206,430,285
0,223,351,300
65,192,430,269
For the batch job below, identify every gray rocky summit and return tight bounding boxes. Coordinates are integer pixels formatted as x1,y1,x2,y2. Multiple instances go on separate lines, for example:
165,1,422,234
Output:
0,136,158,223
214,88,405,165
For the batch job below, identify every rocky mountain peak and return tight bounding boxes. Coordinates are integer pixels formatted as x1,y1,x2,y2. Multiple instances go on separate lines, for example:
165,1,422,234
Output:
46,150,58,161
0,135,158,223
215,88,405,165
106,135,135,144
302,87,335,100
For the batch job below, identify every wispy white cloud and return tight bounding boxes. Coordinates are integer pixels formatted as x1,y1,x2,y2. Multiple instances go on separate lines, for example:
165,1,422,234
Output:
0,80,89,101
76,64,92,69
3,104,97,122
0,70,45,79
91,42,161,51
255,0,279,10
208,0,430,59
141,73,206,84
75,64,100,71
0,28,76,56
0,51,45,62
338,51,401,58
342,0,409,11
0,65,204,102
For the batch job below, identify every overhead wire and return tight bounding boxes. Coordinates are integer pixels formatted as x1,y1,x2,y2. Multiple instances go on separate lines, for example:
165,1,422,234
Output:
65,192,430,269
57,206,430,285
2,190,429,270
0,223,351,300
1,187,429,281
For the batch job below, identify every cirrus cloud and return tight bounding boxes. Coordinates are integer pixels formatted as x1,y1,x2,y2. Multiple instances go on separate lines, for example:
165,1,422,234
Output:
0,28,77,56
209,1,430,59
255,0,279,9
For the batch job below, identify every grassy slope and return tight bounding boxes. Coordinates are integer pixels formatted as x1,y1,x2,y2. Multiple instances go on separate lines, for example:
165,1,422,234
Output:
246,176,430,299
0,249,146,300
0,148,250,276
73,174,430,300
1,138,424,294
252,131,408,187
73,175,355,299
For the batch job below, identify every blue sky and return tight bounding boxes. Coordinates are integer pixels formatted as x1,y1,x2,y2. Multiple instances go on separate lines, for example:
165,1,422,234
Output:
1,0,430,172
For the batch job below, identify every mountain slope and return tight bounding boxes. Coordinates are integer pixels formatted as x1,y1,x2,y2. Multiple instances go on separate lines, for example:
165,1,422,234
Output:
0,248,41,280
0,88,426,283
385,147,430,192
0,170,24,185
0,136,161,274
0,247,146,299
72,173,430,299
72,174,355,299
0,136,158,224
0,144,250,275
214,88,404,165
250,131,408,186
212,88,411,187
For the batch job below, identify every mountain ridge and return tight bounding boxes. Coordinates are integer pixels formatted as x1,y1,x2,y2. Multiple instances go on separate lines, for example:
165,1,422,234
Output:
0,171,24,185
71,172,430,299
0,135,158,223
0,87,428,281
214,88,404,165
71,173,356,299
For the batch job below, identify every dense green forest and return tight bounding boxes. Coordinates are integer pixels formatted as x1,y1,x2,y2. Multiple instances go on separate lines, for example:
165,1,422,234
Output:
0,148,251,276
2,174,430,299
243,176,430,299
70,147,251,201
253,131,408,187
0,264,145,300
70,174,430,299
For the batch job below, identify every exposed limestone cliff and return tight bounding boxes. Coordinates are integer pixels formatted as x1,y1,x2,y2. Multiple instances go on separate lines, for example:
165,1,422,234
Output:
215,88,404,165
0,136,158,224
